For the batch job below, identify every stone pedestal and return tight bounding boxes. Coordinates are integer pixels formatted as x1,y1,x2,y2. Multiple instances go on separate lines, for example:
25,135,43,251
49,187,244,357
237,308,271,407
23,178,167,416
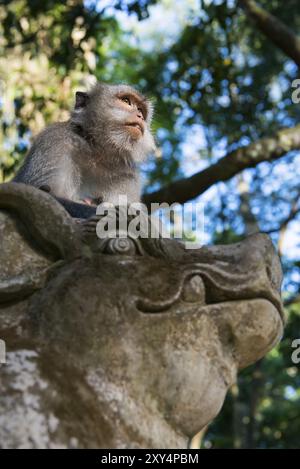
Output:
0,183,284,448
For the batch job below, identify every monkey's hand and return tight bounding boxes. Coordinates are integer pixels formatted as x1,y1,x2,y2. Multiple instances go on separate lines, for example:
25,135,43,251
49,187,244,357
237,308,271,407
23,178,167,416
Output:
76,206,140,243
75,215,100,232
76,214,108,245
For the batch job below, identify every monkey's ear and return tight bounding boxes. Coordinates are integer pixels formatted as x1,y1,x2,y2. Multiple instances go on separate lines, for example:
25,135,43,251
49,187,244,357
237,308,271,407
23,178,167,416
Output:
75,91,89,110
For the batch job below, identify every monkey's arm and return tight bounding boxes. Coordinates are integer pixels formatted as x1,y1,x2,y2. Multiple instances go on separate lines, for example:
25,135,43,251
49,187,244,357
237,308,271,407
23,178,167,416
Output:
13,122,89,201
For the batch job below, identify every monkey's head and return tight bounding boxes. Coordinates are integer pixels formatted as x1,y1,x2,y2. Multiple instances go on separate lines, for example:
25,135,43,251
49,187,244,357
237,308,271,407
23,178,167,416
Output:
71,83,156,163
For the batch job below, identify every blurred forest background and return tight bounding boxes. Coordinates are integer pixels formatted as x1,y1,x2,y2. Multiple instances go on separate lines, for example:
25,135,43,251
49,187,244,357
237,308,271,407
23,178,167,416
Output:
0,0,300,449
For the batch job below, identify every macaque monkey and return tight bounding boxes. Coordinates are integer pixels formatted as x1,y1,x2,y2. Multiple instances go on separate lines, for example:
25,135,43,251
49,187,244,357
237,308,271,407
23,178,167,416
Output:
13,83,155,217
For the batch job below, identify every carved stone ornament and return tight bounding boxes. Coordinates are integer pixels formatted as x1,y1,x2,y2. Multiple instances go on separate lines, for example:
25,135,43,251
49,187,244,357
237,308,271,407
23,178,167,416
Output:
0,183,284,448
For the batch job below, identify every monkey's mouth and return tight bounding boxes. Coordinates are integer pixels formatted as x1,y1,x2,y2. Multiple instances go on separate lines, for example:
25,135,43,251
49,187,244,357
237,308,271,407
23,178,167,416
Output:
124,122,144,134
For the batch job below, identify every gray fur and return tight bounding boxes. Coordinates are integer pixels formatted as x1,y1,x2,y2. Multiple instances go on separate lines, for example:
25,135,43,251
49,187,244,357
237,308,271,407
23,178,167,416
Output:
14,83,155,206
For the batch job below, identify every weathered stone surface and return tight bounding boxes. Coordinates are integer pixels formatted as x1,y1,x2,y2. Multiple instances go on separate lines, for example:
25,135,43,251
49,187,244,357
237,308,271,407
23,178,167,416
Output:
0,183,284,448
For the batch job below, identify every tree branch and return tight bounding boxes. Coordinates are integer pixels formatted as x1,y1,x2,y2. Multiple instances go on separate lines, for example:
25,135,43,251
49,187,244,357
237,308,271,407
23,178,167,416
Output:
143,124,300,206
238,0,300,68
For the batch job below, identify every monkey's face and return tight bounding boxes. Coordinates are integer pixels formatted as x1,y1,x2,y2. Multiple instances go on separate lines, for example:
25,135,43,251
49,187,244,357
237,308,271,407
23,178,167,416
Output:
72,83,156,162
114,92,146,140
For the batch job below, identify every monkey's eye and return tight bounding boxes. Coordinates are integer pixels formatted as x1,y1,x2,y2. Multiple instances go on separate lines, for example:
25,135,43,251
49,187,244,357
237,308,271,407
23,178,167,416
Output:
120,96,131,105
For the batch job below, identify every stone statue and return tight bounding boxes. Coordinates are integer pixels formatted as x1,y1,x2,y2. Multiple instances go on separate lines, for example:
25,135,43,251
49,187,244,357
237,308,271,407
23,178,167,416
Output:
0,183,284,449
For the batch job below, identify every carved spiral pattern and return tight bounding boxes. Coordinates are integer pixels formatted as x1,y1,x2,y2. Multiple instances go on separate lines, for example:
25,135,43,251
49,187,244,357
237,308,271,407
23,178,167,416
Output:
102,237,138,256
